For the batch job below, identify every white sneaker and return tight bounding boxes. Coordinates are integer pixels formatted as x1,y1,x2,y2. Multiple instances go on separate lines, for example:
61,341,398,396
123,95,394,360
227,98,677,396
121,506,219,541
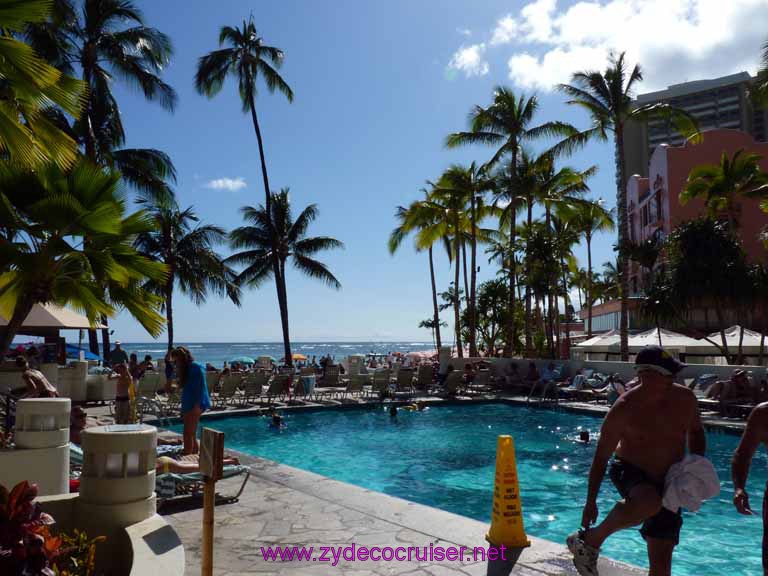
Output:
566,530,600,576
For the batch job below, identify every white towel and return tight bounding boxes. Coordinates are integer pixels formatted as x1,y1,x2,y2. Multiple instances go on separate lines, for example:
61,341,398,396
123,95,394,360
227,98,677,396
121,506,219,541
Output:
663,454,720,512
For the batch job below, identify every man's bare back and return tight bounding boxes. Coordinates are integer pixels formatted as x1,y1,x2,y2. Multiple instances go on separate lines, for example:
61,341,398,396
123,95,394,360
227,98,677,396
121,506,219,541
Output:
22,368,58,398
614,382,699,480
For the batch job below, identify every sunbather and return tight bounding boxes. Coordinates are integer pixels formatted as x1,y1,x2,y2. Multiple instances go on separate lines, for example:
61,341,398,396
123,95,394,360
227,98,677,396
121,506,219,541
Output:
525,362,540,390
504,363,523,389
156,454,240,474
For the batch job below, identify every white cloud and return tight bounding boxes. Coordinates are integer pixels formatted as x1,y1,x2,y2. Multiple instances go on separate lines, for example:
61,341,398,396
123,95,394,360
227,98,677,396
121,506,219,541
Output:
457,27,472,36
204,177,246,192
490,15,518,45
452,0,768,92
447,44,489,77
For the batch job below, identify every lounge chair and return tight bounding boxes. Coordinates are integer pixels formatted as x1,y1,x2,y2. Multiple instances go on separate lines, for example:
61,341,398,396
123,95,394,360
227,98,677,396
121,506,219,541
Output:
137,372,162,397
240,373,267,406
155,464,250,508
367,369,391,398
394,369,415,397
414,365,433,394
466,370,492,395
212,374,241,408
264,374,291,404
440,371,464,397
205,371,220,394
341,374,368,399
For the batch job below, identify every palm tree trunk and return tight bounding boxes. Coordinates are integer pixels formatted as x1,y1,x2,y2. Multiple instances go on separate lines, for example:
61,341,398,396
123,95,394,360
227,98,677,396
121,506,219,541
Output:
614,130,630,360
525,193,534,356
0,297,35,355
248,91,273,213
454,224,463,358
276,260,292,367
469,193,478,358
461,241,470,311
738,324,745,364
715,304,731,362
505,207,517,358
165,282,174,352
88,330,99,355
759,327,766,367
428,246,442,351
561,255,571,360
586,234,594,338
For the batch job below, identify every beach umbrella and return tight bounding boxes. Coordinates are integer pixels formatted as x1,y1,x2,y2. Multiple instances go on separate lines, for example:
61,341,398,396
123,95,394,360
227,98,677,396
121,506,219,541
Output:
229,355,256,365
292,353,308,361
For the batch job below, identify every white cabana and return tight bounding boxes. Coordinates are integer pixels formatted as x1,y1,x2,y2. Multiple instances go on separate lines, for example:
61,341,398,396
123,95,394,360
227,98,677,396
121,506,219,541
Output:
576,329,621,349
628,328,701,350
706,326,766,349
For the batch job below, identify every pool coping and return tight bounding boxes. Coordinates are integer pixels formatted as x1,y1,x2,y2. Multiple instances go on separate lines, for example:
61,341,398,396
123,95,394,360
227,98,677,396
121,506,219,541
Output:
198,446,646,575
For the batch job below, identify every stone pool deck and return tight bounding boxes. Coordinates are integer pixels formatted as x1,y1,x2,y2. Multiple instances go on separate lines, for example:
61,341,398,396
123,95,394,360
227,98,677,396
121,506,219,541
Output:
162,450,644,576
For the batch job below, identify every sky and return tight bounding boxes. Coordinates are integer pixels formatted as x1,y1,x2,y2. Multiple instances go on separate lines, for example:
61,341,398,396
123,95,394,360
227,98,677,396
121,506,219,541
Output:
107,0,768,343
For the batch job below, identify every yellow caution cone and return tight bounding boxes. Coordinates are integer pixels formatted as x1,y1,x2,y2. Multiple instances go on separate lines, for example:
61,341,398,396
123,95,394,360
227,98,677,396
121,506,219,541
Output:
487,435,531,549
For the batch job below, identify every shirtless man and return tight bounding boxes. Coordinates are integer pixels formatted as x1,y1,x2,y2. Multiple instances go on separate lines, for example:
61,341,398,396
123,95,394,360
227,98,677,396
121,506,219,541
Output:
567,346,706,576
731,402,768,573
16,356,58,398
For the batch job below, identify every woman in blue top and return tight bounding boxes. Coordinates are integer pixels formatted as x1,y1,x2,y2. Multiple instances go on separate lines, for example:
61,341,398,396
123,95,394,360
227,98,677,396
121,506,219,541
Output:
172,347,211,454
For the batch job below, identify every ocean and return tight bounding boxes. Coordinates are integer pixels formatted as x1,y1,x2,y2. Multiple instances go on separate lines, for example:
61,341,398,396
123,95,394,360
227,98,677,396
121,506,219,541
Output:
120,341,436,367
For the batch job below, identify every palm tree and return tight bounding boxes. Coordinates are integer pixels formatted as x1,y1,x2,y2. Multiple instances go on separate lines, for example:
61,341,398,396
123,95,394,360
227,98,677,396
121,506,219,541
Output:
228,189,342,366
446,87,579,357
27,0,178,201
135,202,242,351
0,160,167,353
682,148,768,233
431,163,494,357
559,52,698,359
0,0,85,168
196,17,293,214
568,199,615,337
389,194,447,352
551,212,580,357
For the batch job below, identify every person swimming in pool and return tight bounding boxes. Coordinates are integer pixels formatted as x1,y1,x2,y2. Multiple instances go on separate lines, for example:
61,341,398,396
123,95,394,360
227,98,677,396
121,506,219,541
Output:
269,413,286,429
389,405,398,419
577,430,591,444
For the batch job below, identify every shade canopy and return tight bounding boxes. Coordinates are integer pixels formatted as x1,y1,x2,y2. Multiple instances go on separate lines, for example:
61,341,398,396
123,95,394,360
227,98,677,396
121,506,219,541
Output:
628,328,701,350
707,326,766,348
576,329,621,349
0,304,106,331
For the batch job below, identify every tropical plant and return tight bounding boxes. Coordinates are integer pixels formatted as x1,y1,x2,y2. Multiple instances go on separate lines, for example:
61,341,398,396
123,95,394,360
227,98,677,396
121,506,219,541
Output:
0,161,167,353
559,51,699,359
0,0,85,168
227,189,342,366
551,212,580,356
389,194,448,352
659,218,749,360
0,481,59,575
27,0,178,201
196,17,293,214
135,201,241,351
53,529,106,576
446,87,579,356
682,148,768,233
623,233,663,294
567,199,615,336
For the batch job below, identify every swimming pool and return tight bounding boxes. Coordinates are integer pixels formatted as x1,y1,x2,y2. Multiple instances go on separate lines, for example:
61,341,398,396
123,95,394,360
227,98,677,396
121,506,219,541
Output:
175,403,767,575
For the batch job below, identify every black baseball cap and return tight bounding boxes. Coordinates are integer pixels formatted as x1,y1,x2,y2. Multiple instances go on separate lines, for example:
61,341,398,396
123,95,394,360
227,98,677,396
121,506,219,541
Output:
634,345,686,376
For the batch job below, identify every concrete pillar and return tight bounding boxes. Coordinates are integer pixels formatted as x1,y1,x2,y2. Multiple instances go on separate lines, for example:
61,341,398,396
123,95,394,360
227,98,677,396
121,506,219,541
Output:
0,398,71,495
78,424,158,530
438,346,453,375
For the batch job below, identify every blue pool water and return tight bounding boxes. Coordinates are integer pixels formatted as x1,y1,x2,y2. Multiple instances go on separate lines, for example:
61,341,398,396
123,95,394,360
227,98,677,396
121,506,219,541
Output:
174,404,768,575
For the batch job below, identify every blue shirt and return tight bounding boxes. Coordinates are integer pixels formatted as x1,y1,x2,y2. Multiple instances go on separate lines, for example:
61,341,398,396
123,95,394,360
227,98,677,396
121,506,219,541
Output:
181,362,211,413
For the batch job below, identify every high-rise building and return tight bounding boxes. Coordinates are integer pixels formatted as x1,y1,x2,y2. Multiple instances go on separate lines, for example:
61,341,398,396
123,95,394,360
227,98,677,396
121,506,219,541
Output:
623,72,768,178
